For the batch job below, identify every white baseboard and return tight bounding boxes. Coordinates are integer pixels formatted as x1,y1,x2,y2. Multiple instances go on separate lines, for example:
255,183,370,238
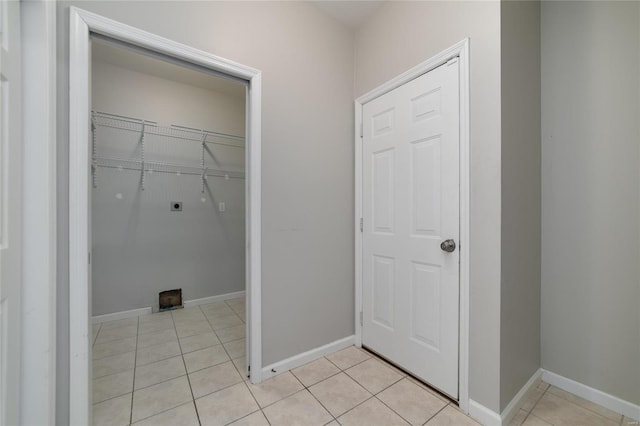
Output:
542,369,640,421
469,399,501,426
92,306,152,324
183,291,245,308
261,335,355,380
501,368,543,425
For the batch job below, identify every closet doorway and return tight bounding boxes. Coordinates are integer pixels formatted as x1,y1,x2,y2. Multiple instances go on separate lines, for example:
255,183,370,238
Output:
69,8,262,424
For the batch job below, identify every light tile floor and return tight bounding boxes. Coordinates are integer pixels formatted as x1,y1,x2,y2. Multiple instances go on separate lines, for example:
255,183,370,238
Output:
92,298,636,426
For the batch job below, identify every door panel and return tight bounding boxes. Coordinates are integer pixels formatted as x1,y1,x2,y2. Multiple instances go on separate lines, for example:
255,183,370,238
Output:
362,60,459,398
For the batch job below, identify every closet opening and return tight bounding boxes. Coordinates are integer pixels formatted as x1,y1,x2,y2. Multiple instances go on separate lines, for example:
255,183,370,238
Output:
69,9,263,422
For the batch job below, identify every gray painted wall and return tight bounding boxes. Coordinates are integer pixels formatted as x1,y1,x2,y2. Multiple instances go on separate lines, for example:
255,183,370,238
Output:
91,58,246,316
56,2,355,423
354,1,503,412
500,0,541,411
541,1,640,405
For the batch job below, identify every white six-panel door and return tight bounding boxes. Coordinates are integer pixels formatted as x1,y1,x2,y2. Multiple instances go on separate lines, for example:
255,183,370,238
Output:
362,59,460,398
0,0,21,423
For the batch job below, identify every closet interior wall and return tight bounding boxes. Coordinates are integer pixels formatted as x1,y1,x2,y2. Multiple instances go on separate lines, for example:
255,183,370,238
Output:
91,42,246,316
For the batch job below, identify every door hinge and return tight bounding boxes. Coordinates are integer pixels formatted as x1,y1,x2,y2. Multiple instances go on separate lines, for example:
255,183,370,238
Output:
360,218,363,232
88,251,91,264
360,122,363,138
360,311,363,326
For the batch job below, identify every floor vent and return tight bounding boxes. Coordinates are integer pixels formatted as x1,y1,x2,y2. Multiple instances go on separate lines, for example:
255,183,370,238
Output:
159,289,183,311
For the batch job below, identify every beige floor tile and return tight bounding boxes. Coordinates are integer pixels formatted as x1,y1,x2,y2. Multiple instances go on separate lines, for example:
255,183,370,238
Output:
179,332,220,354
93,351,136,379
232,356,249,381
131,376,192,423
134,355,186,389
216,324,246,343
508,409,529,426
532,393,619,426
201,300,231,310
95,324,138,344
172,306,205,319
189,361,243,398
522,385,547,412
292,357,340,387
93,337,137,360
203,306,237,321
175,320,213,338
100,317,138,330
229,410,270,426
263,389,333,426
93,369,134,404
246,371,304,408
196,382,260,425
138,311,172,323
136,328,178,349
208,313,244,330
346,358,403,394
425,405,480,425
547,386,622,423
183,344,230,373
522,414,553,426
377,378,447,425
536,380,550,392
225,297,244,305
309,372,371,417
325,421,340,426
338,397,409,426
232,307,246,319
136,340,181,366
137,317,175,335
404,376,451,404
133,401,199,426
92,393,132,426
326,346,370,370
224,338,246,359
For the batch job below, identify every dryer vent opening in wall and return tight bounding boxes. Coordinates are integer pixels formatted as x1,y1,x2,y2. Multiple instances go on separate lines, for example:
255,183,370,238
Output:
159,289,183,311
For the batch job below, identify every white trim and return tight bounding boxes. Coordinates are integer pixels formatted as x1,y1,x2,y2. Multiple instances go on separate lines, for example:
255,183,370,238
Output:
183,291,245,308
354,38,470,412
469,400,501,426
92,307,152,324
500,368,543,425
261,336,355,381
542,370,640,421
68,9,92,425
20,1,57,424
68,8,263,424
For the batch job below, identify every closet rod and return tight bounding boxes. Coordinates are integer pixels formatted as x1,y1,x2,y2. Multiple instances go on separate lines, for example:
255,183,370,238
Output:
93,111,245,146
94,163,245,180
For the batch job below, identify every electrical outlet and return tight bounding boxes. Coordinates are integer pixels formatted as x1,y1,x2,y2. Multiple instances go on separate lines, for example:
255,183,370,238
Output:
171,201,182,211
218,202,225,212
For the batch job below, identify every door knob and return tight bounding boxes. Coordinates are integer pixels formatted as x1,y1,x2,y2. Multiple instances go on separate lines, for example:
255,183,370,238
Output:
440,239,456,253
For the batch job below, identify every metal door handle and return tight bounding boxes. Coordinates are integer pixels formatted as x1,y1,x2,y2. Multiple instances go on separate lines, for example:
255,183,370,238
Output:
440,239,456,253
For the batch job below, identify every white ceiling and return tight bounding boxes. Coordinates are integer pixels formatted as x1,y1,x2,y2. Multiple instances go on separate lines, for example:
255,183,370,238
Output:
92,39,246,99
309,1,384,29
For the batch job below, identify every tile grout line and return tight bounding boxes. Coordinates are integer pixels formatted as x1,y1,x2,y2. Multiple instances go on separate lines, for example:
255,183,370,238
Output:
173,305,204,426
129,316,141,425
420,403,449,426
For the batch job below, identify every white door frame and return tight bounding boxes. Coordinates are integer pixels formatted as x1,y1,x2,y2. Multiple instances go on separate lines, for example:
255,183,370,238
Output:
354,39,470,413
69,7,263,424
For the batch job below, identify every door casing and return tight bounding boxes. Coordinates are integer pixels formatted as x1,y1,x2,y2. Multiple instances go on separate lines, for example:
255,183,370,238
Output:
68,8,263,425
354,39,470,413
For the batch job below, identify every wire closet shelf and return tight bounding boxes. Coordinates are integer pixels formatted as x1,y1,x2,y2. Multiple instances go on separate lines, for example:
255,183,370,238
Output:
91,111,246,191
